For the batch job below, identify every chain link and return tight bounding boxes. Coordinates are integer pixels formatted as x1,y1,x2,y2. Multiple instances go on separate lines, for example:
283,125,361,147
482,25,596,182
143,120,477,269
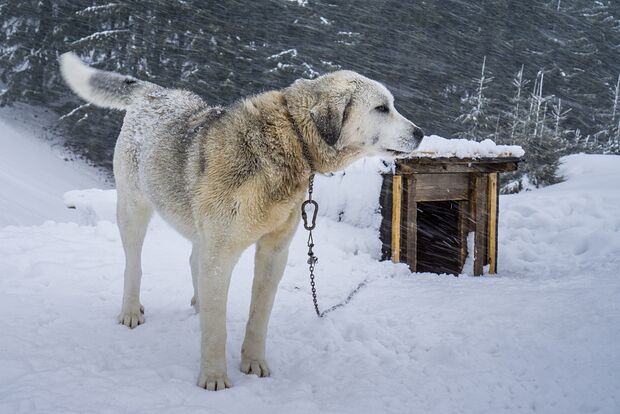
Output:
307,231,321,317
301,173,369,318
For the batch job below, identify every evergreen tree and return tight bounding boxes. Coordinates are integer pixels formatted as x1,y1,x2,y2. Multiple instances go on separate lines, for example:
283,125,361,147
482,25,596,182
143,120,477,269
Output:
596,73,620,154
500,68,570,192
507,65,530,142
456,56,494,141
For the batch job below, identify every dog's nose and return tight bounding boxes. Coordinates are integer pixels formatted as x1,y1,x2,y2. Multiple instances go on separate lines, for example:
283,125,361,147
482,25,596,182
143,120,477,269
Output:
413,127,424,141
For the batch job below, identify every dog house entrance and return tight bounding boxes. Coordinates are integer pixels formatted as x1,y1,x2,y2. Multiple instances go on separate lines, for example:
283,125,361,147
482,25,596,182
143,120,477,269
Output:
416,201,462,274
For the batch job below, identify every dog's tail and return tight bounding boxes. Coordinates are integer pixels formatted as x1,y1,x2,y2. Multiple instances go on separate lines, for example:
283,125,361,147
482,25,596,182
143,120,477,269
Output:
59,52,147,110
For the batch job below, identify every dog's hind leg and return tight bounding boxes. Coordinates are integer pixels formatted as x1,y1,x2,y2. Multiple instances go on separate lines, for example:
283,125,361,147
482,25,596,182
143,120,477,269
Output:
241,209,299,378
190,242,199,313
116,190,153,328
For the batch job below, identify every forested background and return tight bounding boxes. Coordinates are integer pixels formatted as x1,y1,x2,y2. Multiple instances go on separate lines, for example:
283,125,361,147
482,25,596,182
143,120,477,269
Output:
1,0,619,190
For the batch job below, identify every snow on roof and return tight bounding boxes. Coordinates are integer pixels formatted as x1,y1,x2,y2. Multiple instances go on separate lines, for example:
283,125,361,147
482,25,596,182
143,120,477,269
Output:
411,135,525,159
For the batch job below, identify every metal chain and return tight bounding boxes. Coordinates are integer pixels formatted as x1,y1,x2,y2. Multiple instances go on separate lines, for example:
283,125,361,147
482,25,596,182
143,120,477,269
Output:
301,173,369,318
307,231,320,317
301,174,321,316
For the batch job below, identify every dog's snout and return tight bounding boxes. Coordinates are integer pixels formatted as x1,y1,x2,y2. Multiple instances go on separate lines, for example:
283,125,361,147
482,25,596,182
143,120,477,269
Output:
413,127,424,141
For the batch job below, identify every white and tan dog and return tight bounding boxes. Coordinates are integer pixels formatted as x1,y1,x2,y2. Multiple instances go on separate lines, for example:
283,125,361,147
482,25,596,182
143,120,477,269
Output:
59,52,423,390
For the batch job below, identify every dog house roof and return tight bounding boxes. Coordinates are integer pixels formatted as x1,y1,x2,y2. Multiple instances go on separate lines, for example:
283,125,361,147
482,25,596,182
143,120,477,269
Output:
411,135,524,159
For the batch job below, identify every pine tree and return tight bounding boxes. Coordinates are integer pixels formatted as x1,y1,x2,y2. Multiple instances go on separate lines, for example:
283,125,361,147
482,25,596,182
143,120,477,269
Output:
601,74,620,154
551,98,571,141
507,65,530,141
456,56,494,141
500,68,570,192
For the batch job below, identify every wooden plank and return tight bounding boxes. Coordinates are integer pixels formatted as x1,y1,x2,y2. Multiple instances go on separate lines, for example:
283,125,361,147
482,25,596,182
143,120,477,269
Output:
467,176,477,274
473,174,488,276
397,158,520,174
487,173,498,273
400,179,409,263
409,173,469,202
404,156,522,165
398,162,519,174
406,176,418,272
379,174,393,261
391,175,403,263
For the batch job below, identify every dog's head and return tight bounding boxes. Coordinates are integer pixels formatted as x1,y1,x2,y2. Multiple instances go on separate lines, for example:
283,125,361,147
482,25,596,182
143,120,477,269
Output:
287,71,424,161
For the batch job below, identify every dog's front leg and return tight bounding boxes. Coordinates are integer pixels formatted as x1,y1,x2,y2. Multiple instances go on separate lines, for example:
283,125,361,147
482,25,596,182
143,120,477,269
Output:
196,231,243,391
241,210,299,377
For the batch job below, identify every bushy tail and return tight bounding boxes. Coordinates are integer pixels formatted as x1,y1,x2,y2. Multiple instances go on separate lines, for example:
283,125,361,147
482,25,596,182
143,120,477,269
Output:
59,52,144,110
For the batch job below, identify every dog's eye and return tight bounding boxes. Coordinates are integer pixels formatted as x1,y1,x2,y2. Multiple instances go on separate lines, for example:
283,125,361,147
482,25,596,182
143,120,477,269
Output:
375,105,389,114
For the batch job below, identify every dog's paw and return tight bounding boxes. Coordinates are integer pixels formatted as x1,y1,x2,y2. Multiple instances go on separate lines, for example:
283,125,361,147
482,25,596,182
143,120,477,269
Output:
197,371,231,391
117,303,144,328
190,295,199,313
240,357,271,377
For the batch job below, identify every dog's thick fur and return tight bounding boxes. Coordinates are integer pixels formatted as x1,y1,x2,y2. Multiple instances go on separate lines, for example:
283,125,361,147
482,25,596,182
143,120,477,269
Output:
59,52,423,390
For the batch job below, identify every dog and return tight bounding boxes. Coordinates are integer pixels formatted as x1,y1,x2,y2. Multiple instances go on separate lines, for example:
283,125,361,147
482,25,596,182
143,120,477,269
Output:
59,52,423,390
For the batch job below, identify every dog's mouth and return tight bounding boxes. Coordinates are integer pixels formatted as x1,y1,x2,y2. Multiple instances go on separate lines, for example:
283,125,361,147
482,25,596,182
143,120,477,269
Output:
383,136,423,159
384,149,413,158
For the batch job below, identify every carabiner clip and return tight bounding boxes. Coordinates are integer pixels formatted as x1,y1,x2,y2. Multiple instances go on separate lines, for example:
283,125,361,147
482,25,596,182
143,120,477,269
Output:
301,199,319,231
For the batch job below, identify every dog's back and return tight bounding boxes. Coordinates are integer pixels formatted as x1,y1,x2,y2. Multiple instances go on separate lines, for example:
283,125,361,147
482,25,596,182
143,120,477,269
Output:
60,52,214,236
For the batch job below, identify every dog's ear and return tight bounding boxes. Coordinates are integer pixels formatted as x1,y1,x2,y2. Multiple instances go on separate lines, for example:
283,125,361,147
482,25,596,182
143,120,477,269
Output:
310,93,352,146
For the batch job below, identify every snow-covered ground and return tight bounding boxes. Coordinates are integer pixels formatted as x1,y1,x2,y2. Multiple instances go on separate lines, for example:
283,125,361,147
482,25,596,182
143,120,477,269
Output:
1,123,619,413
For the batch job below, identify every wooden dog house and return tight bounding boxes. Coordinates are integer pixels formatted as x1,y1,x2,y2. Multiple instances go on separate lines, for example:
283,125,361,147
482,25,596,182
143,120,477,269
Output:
379,157,521,275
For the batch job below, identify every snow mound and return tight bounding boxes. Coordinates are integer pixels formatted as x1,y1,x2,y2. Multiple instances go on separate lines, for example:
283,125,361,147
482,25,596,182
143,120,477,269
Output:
412,135,525,158
313,156,390,229
500,154,620,280
559,153,620,183
64,188,118,225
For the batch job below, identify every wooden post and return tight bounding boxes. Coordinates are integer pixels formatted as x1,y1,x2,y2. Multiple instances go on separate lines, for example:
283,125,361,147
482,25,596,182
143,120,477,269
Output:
487,173,499,273
406,176,418,272
391,175,403,263
473,174,488,276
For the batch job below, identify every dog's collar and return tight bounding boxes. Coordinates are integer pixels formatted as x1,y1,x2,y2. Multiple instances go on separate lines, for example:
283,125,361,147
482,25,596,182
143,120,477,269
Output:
283,97,316,173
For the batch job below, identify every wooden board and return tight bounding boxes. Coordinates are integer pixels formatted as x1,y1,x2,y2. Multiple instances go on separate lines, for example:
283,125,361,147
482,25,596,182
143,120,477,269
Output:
406,176,418,271
397,157,520,175
487,173,499,273
379,175,393,261
473,174,488,276
391,175,402,263
410,173,469,202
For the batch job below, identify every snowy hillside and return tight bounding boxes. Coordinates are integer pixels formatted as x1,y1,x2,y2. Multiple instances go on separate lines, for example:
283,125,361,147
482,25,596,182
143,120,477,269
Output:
0,130,619,413
0,118,105,226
